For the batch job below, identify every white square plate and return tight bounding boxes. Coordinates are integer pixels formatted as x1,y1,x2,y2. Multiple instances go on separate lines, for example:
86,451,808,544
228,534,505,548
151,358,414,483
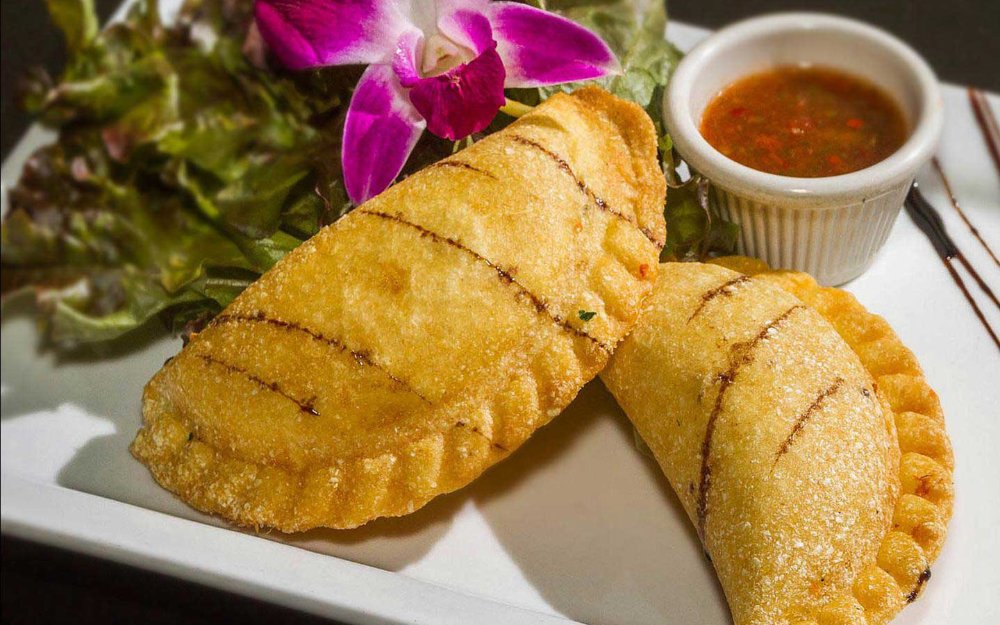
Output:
3,6,999,624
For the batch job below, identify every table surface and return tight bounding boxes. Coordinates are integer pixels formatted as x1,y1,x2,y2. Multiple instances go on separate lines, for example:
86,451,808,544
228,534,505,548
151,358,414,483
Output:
2,1,998,624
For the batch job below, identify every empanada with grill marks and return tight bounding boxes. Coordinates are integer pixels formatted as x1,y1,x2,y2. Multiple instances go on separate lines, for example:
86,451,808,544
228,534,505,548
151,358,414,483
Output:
602,261,952,625
131,87,666,531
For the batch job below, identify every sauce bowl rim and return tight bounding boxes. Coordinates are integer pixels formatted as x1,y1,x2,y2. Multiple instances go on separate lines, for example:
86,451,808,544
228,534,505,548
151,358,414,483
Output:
664,12,944,204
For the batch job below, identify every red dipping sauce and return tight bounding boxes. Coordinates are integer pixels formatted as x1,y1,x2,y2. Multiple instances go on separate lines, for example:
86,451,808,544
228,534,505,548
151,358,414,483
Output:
700,66,908,178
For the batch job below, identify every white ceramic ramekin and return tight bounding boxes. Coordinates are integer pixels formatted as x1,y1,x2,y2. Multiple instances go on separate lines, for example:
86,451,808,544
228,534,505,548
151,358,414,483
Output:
664,13,944,285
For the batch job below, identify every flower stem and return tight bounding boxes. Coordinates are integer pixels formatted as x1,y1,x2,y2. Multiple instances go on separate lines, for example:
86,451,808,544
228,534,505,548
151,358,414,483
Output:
452,136,475,153
499,98,535,118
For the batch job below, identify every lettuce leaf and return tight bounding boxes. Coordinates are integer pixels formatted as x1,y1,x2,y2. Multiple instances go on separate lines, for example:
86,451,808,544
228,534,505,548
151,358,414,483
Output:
2,0,733,349
542,0,682,125
46,0,98,56
3,0,399,347
661,175,739,260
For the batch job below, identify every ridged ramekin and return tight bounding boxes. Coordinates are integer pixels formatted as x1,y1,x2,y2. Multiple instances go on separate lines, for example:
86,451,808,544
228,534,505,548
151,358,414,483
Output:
664,13,944,285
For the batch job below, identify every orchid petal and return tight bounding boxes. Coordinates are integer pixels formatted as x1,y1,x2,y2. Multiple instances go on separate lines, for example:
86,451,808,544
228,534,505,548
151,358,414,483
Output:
487,1,620,88
342,64,426,204
391,29,423,87
436,5,494,55
254,0,409,69
401,0,490,39
434,0,491,19
408,44,506,141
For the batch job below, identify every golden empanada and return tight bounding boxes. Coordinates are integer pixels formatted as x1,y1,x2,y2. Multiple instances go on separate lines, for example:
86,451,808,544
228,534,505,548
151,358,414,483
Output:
131,87,666,531
711,256,954,560
602,261,952,624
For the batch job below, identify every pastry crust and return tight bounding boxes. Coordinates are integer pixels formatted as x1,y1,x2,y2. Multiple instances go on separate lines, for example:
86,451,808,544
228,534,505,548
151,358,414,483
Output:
710,256,954,624
131,87,666,531
602,262,924,625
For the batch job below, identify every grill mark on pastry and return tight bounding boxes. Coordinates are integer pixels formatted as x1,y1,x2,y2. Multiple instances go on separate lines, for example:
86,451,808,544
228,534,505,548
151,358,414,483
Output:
906,568,932,603
195,353,319,416
508,134,663,248
773,378,845,466
359,209,613,353
688,275,751,322
211,312,429,402
455,420,508,452
696,305,805,540
430,160,497,179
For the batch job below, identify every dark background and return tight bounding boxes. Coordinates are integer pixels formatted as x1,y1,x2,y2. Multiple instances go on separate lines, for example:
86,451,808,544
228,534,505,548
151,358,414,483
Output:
3,0,999,156
2,1,998,623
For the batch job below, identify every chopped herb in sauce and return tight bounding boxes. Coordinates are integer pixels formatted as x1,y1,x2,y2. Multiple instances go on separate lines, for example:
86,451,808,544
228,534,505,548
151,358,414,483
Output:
578,310,597,321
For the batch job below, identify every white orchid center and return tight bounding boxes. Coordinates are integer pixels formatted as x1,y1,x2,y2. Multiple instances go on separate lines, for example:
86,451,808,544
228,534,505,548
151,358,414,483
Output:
420,33,474,77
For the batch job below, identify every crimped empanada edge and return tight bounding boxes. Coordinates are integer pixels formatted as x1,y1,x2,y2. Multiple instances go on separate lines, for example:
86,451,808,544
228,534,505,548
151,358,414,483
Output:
567,86,669,248
131,330,611,532
712,256,954,625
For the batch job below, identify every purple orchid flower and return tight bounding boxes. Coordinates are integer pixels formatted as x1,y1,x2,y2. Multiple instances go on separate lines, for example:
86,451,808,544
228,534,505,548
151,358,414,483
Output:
254,0,620,204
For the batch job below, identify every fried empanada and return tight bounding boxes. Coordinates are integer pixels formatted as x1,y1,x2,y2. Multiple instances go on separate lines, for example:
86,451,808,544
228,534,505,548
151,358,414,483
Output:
710,256,954,559
602,261,952,624
131,87,666,531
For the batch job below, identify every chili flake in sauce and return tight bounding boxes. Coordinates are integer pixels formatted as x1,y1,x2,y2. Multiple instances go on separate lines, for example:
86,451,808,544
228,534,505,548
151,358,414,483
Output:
700,66,908,177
